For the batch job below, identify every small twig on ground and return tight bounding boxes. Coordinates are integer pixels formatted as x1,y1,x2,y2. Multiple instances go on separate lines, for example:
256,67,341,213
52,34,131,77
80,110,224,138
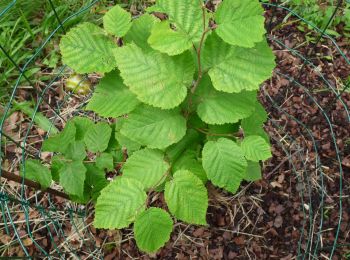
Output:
265,148,303,179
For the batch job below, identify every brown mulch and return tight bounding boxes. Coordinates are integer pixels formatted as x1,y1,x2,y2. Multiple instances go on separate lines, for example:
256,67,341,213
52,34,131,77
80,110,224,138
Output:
1,3,350,260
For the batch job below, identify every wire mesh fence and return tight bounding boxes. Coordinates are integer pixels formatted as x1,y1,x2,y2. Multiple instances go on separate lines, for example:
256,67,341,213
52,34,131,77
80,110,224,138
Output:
0,0,349,258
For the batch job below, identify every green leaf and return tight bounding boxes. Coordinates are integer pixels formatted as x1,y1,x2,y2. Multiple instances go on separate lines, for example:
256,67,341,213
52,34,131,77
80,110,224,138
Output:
172,150,207,183
164,170,208,225
51,155,65,182
103,5,131,37
187,113,207,130
84,122,112,153
105,125,125,163
258,127,271,143
59,161,86,199
86,71,140,118
202,33,275,93
145,4,163,13
21,159,52,189
64,141,86,161
195,75,256,125
202,138,247,193
114,44,194,109
240,101,270,143
244,161,262,181
202,32,232,71
60,22,117,73
85,164,109,201
94,177,147,229
241,102,268,134
107,123,119,150
42,121,76,153
124,14,158,51
241,135,272,162
109,149,124,165
134,207,173,253
156,0,203,43
121,105,187,149
153,176,168,193
69,179,91,203
215,0,265,47
123,148,169,190
115,132,141,154
148,21,192,56
165,129,201,162
115,119,141,153
96,153,114,171
12,101,59,134
71,117,94,141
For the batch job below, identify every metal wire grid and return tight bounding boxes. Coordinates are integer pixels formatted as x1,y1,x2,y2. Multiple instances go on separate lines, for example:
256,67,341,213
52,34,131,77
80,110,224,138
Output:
0,0,348,258
264,1,349,258
1,1,103,258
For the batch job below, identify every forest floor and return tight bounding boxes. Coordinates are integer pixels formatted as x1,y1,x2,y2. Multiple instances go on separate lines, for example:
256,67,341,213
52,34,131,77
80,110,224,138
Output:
1,2,350,260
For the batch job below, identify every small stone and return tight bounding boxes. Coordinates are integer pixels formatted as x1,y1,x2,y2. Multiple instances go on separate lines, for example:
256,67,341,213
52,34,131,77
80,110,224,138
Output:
274,215,283,228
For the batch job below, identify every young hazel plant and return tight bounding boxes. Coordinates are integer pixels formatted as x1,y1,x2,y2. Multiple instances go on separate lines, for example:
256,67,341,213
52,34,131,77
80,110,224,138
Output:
27,0,276,253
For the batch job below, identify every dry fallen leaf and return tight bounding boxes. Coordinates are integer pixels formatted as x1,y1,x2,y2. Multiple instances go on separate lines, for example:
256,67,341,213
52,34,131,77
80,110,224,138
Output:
270,181,283,188
23,238,33,246
0,234,12,244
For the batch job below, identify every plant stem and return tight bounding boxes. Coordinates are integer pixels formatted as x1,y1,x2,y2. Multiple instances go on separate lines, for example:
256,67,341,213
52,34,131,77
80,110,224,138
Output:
1,170,70,200
191,4,211,94
191,27,211,94
195,128,239,138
